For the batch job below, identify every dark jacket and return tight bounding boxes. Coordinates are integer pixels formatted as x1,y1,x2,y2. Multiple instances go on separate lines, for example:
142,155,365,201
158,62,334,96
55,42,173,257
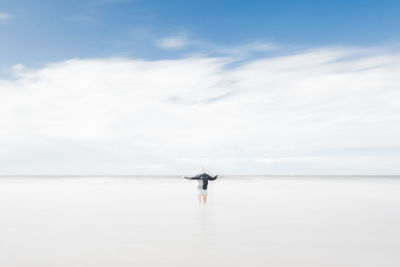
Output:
184,173,218,190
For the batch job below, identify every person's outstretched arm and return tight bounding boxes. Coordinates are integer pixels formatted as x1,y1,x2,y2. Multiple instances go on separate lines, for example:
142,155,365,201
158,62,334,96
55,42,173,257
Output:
208,175,219,180
183,174,202,180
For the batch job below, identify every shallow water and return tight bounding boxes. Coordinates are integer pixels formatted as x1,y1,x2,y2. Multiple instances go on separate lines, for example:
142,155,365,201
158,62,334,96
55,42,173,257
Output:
0,176,399,267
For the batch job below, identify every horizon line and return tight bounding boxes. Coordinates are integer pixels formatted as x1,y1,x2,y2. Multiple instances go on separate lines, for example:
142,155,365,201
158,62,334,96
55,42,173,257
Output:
1,174,399,177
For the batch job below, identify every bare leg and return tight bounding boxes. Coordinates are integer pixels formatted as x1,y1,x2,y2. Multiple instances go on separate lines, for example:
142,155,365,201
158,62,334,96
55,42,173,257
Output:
202,194,207,204
198,194,201,204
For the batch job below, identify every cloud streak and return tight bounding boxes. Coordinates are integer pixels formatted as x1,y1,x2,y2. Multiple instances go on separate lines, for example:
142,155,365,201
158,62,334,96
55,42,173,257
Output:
155,35,191,50
0,12,12,21
0,46,399,175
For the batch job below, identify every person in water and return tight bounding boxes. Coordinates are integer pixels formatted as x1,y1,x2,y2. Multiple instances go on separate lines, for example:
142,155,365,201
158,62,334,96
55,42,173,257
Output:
182,170,218,204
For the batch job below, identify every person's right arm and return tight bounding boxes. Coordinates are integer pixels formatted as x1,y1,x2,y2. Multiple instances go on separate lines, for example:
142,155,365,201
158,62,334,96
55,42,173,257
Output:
183,174,201,180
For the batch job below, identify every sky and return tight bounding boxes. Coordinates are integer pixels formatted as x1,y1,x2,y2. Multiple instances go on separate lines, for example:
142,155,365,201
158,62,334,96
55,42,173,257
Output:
1,0,400,175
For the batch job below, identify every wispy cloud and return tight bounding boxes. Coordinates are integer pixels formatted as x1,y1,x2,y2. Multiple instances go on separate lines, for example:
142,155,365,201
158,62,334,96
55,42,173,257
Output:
214,42,277,57
0,12,12,21
0,46,399,175
155,35,191,50
154,34,276,57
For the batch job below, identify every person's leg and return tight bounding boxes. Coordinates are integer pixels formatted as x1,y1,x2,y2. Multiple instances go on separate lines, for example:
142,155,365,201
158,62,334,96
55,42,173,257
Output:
202,194,207,204
198,193,201,204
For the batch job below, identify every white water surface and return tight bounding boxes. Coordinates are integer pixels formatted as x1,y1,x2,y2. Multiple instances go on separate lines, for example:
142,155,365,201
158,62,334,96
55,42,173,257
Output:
0,176,399,267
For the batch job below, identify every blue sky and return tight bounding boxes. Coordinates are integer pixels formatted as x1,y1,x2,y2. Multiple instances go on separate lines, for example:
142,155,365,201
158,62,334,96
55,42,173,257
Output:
1,1,400,175
1,0,400,69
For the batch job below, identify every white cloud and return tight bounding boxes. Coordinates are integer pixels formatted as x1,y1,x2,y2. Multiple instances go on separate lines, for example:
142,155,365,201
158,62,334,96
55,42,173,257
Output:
155,36,190,50
12,64,24,72
0,46,400,175
0,12,12,21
